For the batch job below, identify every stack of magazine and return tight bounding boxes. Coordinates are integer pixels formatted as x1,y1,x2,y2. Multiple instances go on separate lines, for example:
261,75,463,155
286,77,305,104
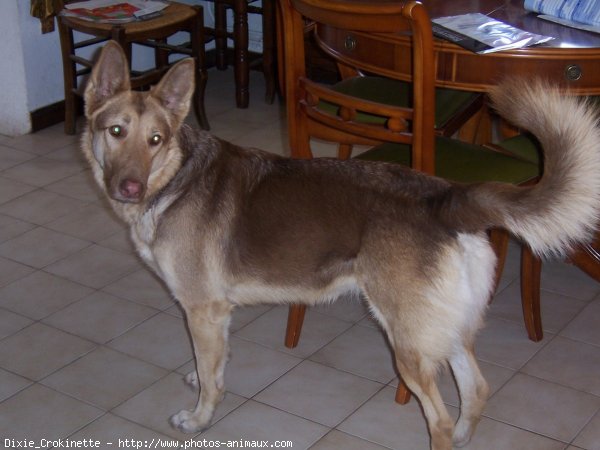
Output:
60,0,168,23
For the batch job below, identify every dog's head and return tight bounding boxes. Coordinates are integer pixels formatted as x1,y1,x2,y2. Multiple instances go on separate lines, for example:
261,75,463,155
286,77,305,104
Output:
83,41,194,204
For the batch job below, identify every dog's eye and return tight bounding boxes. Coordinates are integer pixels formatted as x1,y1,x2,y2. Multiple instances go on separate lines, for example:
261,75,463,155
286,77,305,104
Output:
150,134,162,146
109,125,123,137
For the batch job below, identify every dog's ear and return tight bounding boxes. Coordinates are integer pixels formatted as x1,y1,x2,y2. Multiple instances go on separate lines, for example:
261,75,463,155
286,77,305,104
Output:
151,58,195,124
84,41,130,117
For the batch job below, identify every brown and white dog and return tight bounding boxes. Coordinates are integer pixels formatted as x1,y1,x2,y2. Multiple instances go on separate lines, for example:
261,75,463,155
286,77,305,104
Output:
82,41,600,450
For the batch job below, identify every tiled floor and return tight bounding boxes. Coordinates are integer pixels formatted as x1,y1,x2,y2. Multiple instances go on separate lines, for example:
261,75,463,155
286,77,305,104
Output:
0,69,599,450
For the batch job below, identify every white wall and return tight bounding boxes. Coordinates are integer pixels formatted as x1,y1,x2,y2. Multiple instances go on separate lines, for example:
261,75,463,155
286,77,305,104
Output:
0,0,264,136
0,1,32,136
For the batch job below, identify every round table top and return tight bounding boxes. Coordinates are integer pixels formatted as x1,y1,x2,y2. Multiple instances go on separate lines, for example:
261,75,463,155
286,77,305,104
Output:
421,0,600,49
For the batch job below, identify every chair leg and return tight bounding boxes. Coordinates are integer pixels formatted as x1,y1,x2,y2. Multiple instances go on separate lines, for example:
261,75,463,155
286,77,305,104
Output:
521,246,543,341
191,6,210,130
395,380,412,404
284,304,306,348
337,144,353,160
58,22,77,135
214,1,228,70
261,0,277,104
232,0,250,108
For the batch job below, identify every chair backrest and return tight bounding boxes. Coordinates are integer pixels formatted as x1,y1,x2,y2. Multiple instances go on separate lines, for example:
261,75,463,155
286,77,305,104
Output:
279,0,435,174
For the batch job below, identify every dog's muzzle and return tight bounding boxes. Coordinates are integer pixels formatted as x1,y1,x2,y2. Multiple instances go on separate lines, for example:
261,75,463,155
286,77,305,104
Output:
112,178,145,203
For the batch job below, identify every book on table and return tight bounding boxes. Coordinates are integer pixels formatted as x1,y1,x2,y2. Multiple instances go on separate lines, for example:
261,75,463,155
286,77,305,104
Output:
61,0,168,23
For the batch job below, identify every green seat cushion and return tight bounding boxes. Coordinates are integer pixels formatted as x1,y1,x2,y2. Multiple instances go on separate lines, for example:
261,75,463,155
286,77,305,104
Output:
355,136,539,185
321,76,480,129
494,133,541,165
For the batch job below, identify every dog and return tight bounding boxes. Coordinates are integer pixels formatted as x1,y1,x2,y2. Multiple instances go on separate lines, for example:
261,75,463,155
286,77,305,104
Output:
82,41,600,450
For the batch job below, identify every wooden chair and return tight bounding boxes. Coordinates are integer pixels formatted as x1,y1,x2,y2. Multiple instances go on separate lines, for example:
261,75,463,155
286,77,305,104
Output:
279,0,541,404
204,0,277,107
57,1,209,134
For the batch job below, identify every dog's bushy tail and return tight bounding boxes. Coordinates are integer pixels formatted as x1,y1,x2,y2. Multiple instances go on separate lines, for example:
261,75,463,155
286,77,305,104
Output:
448,79,600,258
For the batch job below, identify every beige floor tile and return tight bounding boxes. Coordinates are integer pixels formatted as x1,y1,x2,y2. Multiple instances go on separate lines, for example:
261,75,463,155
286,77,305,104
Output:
0,308,32,340
198,399,328,449
0,226,90,268
97,229,137,254
461,416,566,450
572,410,600,450
541,260,600,301
1,156,84,187
46,203,125,242
310,324,397,383
103,269,174,310
224,336,301,398
0,256,35,288
484,373,600,442
522,336,600,395
0,270,93,319
2,128,79,155
69,413,174,448
43,291,158,344
475,316,548,369
0,367,31,402
234,306,353,358
561,298,600,346
45,170,105,203
0,188,88,225
0,322,95,380
255,360,382,427
41,346,168,410
229,304,272,332
229,120,289,156
311,430,390,450
0,384,102,442
0,176,36,205
312,294,370,323
45,244,141,289
417,359,515,408
490,280,587,333
337,386,431,450
0,213,36,243
113,372,246,440
200,116,250,143
44,141,87,164
108,312,193,370
164,302,185,319
0,144,36,170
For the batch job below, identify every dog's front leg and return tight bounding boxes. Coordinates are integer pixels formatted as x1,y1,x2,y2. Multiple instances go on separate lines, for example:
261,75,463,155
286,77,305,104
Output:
170,301,232,433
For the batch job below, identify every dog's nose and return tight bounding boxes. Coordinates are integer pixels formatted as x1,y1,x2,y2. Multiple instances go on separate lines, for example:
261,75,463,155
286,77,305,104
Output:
119,179,143,200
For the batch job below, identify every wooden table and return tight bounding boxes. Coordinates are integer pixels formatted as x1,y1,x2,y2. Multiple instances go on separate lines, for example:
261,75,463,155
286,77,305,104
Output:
318,0,600,94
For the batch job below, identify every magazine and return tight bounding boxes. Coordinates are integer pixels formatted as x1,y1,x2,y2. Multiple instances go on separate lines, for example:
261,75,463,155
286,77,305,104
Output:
524,0,600,34
432,13,554,54
61,0,168,24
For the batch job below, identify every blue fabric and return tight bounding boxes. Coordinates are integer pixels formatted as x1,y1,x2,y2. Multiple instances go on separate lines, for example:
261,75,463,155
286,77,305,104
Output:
524,0,600,26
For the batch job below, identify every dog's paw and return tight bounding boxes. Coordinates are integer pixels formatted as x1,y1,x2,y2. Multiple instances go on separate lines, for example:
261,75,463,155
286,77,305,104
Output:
169,409,209,434
452,426,473,448
183,371,199,389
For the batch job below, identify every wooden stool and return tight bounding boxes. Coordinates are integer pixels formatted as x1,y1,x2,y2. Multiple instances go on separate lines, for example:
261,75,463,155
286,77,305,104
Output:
57,2,209,134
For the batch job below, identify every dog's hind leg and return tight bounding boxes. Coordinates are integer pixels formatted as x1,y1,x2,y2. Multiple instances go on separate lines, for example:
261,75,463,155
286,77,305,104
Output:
393,349,454,450
449,345,489,447
170,301,233,433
